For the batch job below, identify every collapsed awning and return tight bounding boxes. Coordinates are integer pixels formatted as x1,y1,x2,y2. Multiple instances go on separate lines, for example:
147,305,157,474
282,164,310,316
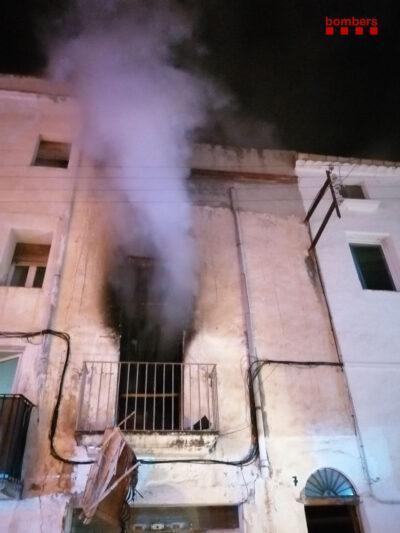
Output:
80,425,138,526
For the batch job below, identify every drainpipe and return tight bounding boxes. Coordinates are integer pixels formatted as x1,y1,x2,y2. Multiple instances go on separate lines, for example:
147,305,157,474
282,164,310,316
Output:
229,187,270,476
38,148,80,396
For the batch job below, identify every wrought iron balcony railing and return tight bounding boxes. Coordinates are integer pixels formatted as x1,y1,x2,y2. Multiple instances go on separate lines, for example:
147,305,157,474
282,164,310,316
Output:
76,361,219,433
0,394,33,499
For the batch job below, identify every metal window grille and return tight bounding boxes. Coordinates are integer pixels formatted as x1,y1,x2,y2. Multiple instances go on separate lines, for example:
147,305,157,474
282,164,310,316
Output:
76,362,219,433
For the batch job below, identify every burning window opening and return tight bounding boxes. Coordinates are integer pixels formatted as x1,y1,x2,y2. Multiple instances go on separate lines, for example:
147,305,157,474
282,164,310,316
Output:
118,256,184,363
105,255,195,431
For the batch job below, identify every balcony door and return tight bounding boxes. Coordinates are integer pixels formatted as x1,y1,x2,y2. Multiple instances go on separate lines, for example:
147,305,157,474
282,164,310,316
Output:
305,505,362,533
117,256,183,430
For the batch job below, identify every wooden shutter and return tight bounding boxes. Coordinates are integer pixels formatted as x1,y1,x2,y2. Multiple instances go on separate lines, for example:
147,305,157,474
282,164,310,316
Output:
12,243,50,265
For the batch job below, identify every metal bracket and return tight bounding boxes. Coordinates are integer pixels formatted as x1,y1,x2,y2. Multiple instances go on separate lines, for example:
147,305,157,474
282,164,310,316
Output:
304,170,341,251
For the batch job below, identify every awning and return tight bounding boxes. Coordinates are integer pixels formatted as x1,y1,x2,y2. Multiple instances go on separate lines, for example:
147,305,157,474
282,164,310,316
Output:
80,426,138,526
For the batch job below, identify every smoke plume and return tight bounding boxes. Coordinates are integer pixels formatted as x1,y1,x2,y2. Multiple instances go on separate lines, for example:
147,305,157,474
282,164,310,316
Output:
50,1,216,343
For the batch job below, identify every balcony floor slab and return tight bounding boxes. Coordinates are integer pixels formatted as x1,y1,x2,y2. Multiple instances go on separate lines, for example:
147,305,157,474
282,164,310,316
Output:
76,430,219,458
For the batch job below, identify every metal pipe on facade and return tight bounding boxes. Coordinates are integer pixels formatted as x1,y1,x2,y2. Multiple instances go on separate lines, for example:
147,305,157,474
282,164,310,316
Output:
38,150,80,398
229,187,270,476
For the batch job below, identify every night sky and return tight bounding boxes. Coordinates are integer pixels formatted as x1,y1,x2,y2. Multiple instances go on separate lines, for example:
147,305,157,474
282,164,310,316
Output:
1,1,400,160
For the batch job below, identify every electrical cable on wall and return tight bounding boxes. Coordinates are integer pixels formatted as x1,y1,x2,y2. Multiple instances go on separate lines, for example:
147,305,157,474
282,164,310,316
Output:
0,330,343,469
0,329,259,468
0,329,95,465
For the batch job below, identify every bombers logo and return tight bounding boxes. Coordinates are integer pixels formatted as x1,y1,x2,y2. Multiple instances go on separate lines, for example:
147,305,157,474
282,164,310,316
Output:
325,16,379,35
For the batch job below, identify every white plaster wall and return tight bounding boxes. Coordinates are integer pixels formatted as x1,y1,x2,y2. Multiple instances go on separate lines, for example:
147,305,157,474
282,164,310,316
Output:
0,494,70,533
298,158,400,533
235,207,364,533
0,84,81,400
0,83,81,528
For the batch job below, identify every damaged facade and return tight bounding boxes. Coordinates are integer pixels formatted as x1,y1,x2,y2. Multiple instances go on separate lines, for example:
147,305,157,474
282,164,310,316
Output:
0,76,399,532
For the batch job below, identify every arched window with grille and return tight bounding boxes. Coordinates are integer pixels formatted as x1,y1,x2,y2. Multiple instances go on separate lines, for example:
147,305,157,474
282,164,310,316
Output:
303,468,362,533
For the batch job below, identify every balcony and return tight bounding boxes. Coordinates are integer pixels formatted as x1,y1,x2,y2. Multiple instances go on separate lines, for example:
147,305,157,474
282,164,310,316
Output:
76,362,219,452
0,394,33,499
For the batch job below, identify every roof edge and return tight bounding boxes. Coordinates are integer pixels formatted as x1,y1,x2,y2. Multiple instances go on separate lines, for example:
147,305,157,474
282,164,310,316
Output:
0,75,70,98
297,152,400,168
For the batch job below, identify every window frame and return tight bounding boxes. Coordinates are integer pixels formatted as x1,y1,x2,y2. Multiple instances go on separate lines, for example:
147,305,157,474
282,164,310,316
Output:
340,183,367,200
32,138,71,169
6,242,50,289
304,504,362,533
7,262,47,288
346,232,400,291
350,244,395,291
0,352,21,394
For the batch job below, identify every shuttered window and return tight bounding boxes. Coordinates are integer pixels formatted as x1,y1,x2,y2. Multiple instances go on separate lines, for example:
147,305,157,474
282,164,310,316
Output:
8,243,50,288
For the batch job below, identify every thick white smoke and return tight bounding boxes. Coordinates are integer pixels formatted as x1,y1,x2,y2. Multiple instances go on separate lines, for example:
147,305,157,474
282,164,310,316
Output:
50,2,214,337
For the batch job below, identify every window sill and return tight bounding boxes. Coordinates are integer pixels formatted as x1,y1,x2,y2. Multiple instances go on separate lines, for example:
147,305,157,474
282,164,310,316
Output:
361,288,398,293
0,286,42,291
342,198,380,213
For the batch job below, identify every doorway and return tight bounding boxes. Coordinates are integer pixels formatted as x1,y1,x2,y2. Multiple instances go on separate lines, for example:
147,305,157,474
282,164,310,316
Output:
303,468,362,533
116,256,184,430
305,504,361,533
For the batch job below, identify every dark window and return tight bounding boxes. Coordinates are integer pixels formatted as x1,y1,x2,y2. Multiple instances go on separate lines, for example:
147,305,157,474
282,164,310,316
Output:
8,243,50,288
115,256,186,430
350,244,396,291
10,265,29,287
33,140,70,168
305,505,361,533
340,185,365,199
33,266,46,288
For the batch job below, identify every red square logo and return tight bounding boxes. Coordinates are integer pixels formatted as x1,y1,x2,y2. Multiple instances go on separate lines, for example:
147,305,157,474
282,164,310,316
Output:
355,27,364,35
325,26,334,35
370,26,378,35
340,26,349,35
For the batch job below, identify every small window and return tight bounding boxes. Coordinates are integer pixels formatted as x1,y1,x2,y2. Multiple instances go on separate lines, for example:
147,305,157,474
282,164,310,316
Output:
340,185,365,199
7,243,50,289
350,244,396,291
0,354,19,394
33,140,70,168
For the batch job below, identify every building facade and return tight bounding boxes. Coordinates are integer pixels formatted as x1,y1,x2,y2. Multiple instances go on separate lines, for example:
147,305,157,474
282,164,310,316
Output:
0,76,397,532
297,156,400,532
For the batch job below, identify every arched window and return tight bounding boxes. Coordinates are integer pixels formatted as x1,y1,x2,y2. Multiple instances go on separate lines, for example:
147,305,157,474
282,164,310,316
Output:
303,469,361,533
304,468,357,499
